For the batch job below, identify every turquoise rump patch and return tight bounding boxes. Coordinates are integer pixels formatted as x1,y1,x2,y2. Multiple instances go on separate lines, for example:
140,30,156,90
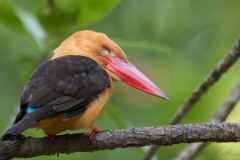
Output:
26,106,36,113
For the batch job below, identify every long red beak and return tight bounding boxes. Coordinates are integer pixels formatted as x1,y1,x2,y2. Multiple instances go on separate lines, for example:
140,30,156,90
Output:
103,56,169,99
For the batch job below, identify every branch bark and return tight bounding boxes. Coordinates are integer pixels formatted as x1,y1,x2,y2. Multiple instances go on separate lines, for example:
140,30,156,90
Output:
144,39,240,160
170,40,240,125
175,82,240,160
1,123,240,159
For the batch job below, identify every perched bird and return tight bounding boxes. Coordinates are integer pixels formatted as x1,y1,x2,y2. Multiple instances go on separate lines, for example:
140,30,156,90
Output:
1,30,168,141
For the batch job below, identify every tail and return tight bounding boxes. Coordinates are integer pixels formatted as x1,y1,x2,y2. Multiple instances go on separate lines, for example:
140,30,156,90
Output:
1,105,57,141
1,118,36,141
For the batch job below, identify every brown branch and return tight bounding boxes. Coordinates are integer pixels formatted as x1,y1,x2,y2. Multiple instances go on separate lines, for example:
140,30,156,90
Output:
175,82,240,160
1,123,240,159
211,83,240,123
144,39,240,160
170,40,240,125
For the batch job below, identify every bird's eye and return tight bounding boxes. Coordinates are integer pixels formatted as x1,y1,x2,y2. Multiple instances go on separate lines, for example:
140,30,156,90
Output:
101,48,110,56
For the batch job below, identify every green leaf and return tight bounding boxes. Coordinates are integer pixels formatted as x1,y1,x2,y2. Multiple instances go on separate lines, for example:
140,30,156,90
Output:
0,1,28,35
38,0,119,35
115,39,171,54
14,8,47,51
0,1,47,51
76,0,119,25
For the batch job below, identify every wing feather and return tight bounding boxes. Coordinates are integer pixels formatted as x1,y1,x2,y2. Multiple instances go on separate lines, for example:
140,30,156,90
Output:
17,55,110,123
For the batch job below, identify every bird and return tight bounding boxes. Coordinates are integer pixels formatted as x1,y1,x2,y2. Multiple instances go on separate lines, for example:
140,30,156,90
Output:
1,30,169,141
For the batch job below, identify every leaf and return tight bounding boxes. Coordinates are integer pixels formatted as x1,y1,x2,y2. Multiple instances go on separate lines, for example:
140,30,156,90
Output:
76,0,119,25
0,1,47,51
14,8,47,51
115,39,171,54
0,1,28,35
38,0,119,34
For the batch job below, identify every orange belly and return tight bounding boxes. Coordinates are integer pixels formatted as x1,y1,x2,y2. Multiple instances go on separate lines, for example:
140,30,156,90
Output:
32,87,112,135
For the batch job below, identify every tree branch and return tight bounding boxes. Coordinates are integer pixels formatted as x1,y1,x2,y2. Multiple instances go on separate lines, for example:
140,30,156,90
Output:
175,82,240,160
144,39,240,160
1,123,240,159
170,40,240,125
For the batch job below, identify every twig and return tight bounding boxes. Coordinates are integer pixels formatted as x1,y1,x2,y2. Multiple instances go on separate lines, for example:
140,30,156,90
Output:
171,40,240,124
211,83,240,123
174,83,240,160
1,123,240,159
143,40,240,160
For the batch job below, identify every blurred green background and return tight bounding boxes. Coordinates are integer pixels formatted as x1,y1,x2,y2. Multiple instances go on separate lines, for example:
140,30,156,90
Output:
0,0,240,159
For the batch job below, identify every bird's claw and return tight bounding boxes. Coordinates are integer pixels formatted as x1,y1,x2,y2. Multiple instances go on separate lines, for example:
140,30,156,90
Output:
89,126,101,140
47,134,57,141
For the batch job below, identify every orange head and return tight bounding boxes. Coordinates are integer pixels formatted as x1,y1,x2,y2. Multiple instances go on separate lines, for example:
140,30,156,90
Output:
53,30,169,99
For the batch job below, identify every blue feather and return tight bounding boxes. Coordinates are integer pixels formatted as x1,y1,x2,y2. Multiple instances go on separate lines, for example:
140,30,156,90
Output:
26,106,36,113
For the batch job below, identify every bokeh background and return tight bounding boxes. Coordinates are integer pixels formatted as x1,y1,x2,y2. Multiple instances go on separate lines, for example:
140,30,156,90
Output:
0,0,240,159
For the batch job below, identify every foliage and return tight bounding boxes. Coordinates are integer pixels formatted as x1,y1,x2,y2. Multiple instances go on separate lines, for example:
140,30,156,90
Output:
0,0,240,159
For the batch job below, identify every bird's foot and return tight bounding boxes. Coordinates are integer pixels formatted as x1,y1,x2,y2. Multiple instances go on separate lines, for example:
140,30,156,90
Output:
89,126,101,140
47,134,56,141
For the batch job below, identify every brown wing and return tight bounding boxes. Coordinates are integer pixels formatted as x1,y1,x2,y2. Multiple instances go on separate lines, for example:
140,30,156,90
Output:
2,55,110,139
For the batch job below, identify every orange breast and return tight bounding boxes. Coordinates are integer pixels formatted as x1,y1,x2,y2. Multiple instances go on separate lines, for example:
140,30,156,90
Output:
32,87,112,135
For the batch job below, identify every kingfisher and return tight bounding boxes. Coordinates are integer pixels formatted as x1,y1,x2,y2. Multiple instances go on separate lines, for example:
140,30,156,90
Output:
1,30,168,141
